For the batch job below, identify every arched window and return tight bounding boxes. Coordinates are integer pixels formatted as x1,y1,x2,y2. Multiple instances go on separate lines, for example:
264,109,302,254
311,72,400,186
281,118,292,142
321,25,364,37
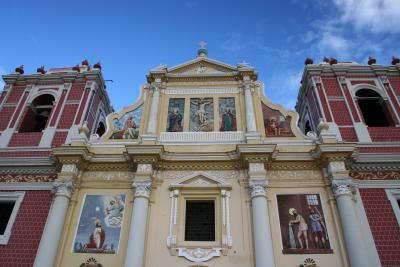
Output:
356,89,393,127
304,120,311,135
96,121,106,137
19,94,55,132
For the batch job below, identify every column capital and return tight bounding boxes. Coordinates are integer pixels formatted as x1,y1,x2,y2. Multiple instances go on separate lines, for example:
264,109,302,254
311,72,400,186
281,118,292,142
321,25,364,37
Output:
132,180,152,199
52,180,75,198
249,179,268,199
331,178,354,197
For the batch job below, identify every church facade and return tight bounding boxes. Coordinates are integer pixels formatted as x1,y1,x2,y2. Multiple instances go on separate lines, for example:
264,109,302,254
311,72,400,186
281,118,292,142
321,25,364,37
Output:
0,46,399,267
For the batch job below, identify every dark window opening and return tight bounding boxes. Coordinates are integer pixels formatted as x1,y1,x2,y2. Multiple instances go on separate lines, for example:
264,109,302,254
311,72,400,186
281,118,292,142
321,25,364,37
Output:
19,94,55,132
185,200,215,241
96,121,106,137
356,89,394,127
304,120,311,135
0,201,15,235
397,199,400,209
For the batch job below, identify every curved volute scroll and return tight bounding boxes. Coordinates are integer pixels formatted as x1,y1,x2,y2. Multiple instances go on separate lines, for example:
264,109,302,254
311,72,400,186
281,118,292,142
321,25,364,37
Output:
258,90,308,140
101,86,147,141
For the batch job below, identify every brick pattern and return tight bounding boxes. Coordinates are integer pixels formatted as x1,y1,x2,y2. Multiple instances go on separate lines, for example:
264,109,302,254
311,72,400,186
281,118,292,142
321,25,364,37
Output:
8,132,43,147
0,150,51,157
67,83,85,101
389,77,400,96
306,90,322,128
51,131,68,147
339,127,358,142
57,104,78,129
329,101,353,125
368,127,400,142
5,86,25,103
350,80,376,85
359,188,400,267
342,84,360,122
74,89,90,125
9,92,29,128
0,107,15,131
49,91,67,127
0,91,7,105
317,84,332,122
0,190,52,267
322,78,342,96
384,84,400,116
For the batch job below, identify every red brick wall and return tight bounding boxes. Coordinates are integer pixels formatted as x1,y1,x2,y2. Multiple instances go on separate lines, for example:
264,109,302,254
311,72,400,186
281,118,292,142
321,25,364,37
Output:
0,190,52,267
330,101,353,125
322,78,342,96
8,132,43,147
67,83,85,101
316,84,332,122
368,127,400,142
359,188,400,267
0,107,15,131
0,151,51,157
5,86,25,103
339,127,358,141
51,131,68,147
74,89,90,125
389,77,400,96
57,104,78,129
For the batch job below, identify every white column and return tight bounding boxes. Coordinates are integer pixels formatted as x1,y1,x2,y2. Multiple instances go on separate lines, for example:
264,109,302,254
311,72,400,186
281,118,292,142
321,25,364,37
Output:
124,180,152,267
244,84,257,133
249,179,275,267
332,179,371,267
147,84,160,134
33,181,74,267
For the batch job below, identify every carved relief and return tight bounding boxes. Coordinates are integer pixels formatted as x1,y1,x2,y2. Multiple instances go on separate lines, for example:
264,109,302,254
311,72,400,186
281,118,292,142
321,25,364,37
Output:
133,180,152,199
0,174,56,182
82,171,134,182
248,179,268,198
160,170,240,180
177,248,221,263
267,170,322,181
331,178,354,197
350,171,400,180
53,181,75,198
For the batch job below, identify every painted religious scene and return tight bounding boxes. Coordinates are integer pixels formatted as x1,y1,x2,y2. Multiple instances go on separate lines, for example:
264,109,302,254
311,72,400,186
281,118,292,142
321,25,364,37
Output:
73,195,126,254
190,98,214,132
219,97,237,131
167,98,185,132
111,105,143,139
277,194,332,254
262,103,294,137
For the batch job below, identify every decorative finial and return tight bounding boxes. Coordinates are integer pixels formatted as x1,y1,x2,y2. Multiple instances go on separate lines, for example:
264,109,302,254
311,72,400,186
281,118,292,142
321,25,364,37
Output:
368,56,376,65
15,65,24,74
93,61,102,70
37,65,46,74
197,40,208,57
305,57,313,65
391,56,399,65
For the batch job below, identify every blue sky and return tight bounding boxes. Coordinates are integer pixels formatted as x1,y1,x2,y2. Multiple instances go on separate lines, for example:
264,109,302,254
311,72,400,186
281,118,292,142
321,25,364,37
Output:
1,0,399,111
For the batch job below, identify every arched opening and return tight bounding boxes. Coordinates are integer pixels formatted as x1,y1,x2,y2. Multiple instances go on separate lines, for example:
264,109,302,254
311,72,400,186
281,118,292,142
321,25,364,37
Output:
19,94,55,132
304,120,311,135
356,89,394,127
96,121,106,137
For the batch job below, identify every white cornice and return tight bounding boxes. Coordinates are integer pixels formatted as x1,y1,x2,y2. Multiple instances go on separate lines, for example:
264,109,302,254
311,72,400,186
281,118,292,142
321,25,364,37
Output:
0,182,53,190
355,179,400,188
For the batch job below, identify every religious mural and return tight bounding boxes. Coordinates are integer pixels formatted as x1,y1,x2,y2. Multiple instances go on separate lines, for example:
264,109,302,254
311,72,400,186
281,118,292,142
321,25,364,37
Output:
262,103,294,137
277,194,332,254
167,98,185,132
111,105,143,139
73,195,126,254
219,97,237,131
190,98,214,132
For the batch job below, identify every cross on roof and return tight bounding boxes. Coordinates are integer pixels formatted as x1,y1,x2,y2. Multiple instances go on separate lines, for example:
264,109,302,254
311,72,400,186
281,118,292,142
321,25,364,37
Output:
199,41,207,49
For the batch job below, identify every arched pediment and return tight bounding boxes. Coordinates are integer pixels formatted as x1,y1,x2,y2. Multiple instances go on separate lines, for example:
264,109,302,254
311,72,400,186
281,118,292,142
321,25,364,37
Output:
169,171,231,189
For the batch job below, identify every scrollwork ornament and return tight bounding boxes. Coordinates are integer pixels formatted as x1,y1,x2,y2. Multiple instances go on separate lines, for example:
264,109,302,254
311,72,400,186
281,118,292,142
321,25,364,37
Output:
52,181,75,198
331,178,353,197
249,179,268,199
137,163,152,173
133,180,152,199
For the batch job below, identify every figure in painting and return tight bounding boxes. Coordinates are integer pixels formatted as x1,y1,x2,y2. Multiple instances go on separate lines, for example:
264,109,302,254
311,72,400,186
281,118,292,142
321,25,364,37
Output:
220,108,236,131
190,98,213,132
289,208,309,249
309,207,327,248
104,196,124,228
168,108,183,132
86,219,106,250
123,116,138,139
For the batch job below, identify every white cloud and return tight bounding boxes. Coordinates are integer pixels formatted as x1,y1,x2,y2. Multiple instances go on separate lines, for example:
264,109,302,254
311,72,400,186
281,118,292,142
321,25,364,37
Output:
221,33,247,52
333,0,400,33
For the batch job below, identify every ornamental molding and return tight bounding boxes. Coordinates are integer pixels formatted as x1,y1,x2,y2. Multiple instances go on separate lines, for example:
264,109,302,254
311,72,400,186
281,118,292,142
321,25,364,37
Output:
169,171,232,189
379,75,389,84
0,167,57,175
268,170,322,180
177,248,221,263
86,163,133,172
164,87,239,95
0,174,56,183
82,171,134,182
327,161,347,174
52,180,75,198
350,171,400,180
159,131,244,144
249,179,268,199
132,180,152,199
158,161,242,171
160,170,240,180
331,178,354,197
136,163,153,173
267,161,320,170
61,164,77,173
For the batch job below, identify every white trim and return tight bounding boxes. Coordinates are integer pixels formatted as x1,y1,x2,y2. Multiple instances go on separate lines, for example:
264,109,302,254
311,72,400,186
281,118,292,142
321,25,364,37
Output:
0,182,53,190
164,88,239,95
0,191,25,244
355,179,400,188
385,189,400,226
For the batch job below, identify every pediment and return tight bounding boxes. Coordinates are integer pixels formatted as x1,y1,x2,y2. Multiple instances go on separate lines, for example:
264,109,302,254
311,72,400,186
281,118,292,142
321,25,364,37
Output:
168,58,237,75
169,171,231,189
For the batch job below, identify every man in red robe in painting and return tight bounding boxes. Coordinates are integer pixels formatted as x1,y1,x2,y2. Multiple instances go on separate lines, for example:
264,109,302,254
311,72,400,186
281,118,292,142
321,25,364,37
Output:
86,219,106,250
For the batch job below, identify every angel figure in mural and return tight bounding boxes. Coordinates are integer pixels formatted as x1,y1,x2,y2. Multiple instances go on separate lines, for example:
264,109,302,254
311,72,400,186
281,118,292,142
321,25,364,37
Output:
168,108,183,132
123,116,138,139
309,206,328,249
191,98,213,127
289,208,309,249
104,196,124,228
220,108,236,131
86,219,106,250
